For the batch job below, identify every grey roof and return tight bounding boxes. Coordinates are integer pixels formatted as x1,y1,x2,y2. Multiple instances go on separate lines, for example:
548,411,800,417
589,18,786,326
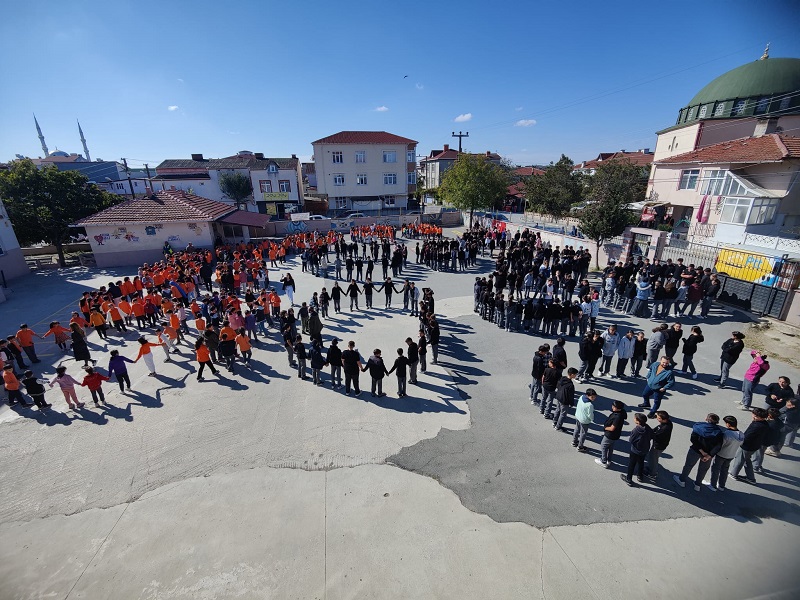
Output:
156,156,298,172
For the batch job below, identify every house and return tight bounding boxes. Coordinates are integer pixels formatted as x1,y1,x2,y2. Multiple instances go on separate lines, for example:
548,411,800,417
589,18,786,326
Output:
312,131,417,213
0,199,30,283
418,144,502,190
73,190,269,267
649,133,800,248
573,149,654,176
506,166,545,211
153,151,303,216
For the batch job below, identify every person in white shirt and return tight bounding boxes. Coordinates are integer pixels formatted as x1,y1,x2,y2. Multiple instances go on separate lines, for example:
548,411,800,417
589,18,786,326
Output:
705,415,745,492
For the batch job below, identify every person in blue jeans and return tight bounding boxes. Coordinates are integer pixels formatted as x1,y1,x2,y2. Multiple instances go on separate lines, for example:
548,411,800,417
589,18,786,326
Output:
638,356,675,419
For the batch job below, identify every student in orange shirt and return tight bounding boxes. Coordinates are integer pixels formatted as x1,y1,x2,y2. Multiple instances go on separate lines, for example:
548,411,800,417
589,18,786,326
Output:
195,314,206,335
4,364,33,407
194,338,219,381
235,328,252,368
134,336,163,376
107,304,127,333
44,321,71,352
118,298,133,327
70,311,89,332
89,307,109,340
15,324,42,364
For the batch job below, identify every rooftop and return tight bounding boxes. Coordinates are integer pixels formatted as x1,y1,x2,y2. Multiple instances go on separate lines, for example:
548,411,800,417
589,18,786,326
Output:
312,131,418,145
73,190,235,226
576,150,654,170
156,155,298,172
655,134,800,165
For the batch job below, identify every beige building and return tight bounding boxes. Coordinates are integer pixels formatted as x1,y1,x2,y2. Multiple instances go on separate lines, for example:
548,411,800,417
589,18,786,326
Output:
312,131,417,213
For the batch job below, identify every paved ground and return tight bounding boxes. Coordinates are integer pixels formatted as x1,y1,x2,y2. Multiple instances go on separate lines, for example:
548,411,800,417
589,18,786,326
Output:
1,236,799,599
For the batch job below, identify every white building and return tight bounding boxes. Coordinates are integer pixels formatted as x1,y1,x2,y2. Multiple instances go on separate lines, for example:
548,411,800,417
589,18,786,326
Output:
0,199,30,282
312,131,417,213
418,145,502,190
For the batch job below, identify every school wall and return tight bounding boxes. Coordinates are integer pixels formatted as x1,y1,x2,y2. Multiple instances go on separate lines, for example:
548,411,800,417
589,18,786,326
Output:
0,201,31,281
85,222,215,267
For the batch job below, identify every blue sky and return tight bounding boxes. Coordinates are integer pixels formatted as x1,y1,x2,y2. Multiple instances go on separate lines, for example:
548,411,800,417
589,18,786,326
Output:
2,0,799,170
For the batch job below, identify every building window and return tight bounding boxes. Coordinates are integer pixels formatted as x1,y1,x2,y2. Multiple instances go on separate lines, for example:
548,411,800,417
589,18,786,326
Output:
732,99,746,116
701,170,726,195
332,151,343,164
719,197,751,224
722,175,751,197
407,171,416,185
748,198,780,225
698,105,708,119
678,169,700,190
333,197,347,209
384,173,397,185
755,97,769,114
407,151,415,163
115,183,124,190
356,174,367,185
269,164,277,173
279,180,291,193
713,102,725,117
259,180,272,193
333,174,345,186
355,151,366,163
384,196,396,206
687,107,696,120
780,97,791,111
383,151,397,163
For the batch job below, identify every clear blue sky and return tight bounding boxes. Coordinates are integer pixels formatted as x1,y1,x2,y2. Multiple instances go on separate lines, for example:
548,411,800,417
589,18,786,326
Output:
2,0,799,170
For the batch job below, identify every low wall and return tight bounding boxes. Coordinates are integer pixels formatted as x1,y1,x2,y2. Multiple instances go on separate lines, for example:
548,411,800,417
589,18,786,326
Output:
0,247,30,281
22,243,92,256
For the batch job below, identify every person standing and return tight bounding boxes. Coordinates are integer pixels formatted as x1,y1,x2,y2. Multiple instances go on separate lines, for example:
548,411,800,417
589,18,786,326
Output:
638,356,675,419
428,317,440,364
673,413,724,492
388,348,409,397
107,349,134,392
405,337,419,385
134,336,162,377
21,370,51,410
598,324,620,377
81,367,110,407
645,324,668,368
572,388,596,452
621,413,653,486
70,323,94,367
679,326,704,379
771,398,799,455
630,331,647,378
235,329,253,368
540,358,561,419
615,330,635,379
552,368,578,431
293,335,308,379
3,364,33,407
663,322,682,365
595,400,627,468
326,339,343,389
345,279,362,311
705,415,744,492
195,338,219,381
730,407,770,485
309,339,326,386
15,325,42,364
418,330,428,373
739,351,770,410
49,366,84,410
763,376,793,411
363,349,389,397
644,410,672,481
751,408,785,474
341,340,363,396
716,331,745,389
529,345,550,406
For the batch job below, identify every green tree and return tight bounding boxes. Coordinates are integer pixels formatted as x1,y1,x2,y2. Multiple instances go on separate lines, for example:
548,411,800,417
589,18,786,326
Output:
523,154,583,220
218,172,253,208
578,159,646,268
0,159,119,266
438,153,509,227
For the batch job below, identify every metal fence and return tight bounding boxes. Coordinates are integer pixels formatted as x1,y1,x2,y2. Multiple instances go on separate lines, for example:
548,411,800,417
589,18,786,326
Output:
717,275,789,319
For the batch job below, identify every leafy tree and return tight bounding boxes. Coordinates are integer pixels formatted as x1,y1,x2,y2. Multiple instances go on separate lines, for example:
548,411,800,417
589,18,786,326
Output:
523,154,583,220
578,159,646,268
0,159,119,266
218,172,253,208
438,153,509,227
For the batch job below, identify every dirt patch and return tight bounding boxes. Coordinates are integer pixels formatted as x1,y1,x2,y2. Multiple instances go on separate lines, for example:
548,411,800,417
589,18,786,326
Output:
745,320,800,369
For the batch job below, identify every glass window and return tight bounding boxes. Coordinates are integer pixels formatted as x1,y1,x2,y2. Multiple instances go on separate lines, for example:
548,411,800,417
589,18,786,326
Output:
269,164,277,173
333,174,345,186
698,105,708,119
279,180,291,193
713,102,725,117
719,198,751,224
355,151,366,163
679,169,700,190
687,107,696,120
334,197,347,209
721,174,755,197
407,171,417,185
407,151,415,163
384,196,396,206
383,151,397,163
332,151,343,164
356,174,367,185
701,170,726,195
732,99,746,116
259,180,272,193
755,97,769,114
384,173,397,185
748,198,779,225
780,97,791,111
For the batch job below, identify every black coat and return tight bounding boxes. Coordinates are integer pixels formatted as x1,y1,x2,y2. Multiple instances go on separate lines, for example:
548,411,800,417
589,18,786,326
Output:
720,338,745,364
555,376,575,406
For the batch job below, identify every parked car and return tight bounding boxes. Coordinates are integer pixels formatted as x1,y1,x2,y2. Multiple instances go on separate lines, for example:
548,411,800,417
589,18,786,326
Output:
307,215,330,220
343,212,366,219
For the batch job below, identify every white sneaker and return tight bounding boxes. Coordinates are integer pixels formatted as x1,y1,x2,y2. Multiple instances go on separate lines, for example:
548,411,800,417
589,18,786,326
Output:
692,373,698,380
594,458,608,468
672,474,685,488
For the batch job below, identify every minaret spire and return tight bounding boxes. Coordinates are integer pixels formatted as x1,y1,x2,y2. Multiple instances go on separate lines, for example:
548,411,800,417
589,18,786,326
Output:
34,114,49,157
760,43,770,61
77,119,91,161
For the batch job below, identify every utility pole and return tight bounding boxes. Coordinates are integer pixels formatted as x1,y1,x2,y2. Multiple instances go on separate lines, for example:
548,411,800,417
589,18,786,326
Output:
451,131,469,153
120,158,135,200
144,163,152,194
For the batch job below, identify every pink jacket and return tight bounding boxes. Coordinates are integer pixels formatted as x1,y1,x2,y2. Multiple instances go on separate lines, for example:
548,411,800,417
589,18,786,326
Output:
744,353,769,382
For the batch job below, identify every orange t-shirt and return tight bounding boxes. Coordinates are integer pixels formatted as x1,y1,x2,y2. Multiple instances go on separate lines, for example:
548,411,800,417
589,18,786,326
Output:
3,371,20,390
169,314,180,329
90,313,106,326
195,317,206,332
16,329,35,347
220,326,236,341
164,326,179,340
235,334,251,352
196,345,211,362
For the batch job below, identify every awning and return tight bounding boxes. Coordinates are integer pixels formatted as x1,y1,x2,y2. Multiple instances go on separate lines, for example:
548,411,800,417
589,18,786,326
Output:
217,210,270,228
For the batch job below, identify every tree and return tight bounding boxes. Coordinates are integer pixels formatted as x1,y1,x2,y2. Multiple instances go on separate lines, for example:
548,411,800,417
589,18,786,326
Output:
218,172,253,208
578,159,647,268
438,153,509,227
523,154,583,220
0,159,119,266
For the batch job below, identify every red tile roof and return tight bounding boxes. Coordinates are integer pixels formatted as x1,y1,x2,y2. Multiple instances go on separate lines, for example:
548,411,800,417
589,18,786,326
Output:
421,150,503,163
514,167,545,177
218,210,270,228
74,190,235,226
312,131,417,145
577,151,654,170
655,134,800,165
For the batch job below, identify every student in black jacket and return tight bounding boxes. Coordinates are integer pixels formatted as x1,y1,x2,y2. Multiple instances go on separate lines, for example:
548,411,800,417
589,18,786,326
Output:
622,413,653,485
717,331,745,388
674,413,724,491
645,410,672,480
752,408,785,473
553,368,578,431
388,348,410,397
730,407,770,484
363,349,389,397
405,337,419,384
325,339,343,388
595,400,627,468
540,359,562,418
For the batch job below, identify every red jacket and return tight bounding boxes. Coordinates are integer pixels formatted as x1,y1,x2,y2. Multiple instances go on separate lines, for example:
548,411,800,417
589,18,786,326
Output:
82,372,110,391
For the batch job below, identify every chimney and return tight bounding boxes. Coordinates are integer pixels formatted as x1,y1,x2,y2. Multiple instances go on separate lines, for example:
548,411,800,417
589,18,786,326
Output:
753,118,779,137
443,144,449,151
291,154,297,159
620,149,626,153
254,152,264,160
191,153,204,161
486,151,491,156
